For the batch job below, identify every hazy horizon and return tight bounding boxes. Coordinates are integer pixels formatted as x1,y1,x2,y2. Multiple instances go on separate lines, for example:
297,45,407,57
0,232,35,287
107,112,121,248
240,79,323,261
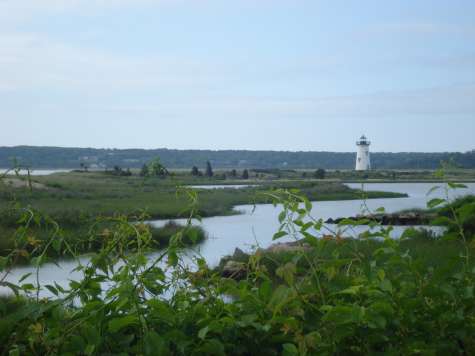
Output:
1,143,474,154
1,1,474,152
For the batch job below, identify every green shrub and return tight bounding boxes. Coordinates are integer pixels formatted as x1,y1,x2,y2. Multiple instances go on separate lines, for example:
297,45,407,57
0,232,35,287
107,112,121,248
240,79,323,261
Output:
149,221,206,247
0,185,474,355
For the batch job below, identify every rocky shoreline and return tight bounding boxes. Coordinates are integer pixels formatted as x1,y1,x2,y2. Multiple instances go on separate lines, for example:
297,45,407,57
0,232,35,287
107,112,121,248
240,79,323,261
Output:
216,212,439,280
218,241,312,280
325,212,436,226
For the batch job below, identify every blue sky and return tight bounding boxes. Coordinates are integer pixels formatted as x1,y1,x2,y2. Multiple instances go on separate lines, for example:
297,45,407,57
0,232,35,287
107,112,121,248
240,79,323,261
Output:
0,0,474,152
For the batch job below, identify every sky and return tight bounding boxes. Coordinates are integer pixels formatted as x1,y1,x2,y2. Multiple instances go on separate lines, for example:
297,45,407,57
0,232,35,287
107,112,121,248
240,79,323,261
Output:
0,0,474,152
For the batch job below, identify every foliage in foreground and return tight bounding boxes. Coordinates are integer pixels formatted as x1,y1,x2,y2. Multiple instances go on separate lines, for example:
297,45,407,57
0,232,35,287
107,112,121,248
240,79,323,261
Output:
0,184,475,355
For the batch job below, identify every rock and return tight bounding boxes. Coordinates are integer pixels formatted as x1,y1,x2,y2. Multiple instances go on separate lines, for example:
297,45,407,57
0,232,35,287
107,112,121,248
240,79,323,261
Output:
221,261,247,280
218,242,311,280
264,242,311,254
231,247,248,260
325,213,432,226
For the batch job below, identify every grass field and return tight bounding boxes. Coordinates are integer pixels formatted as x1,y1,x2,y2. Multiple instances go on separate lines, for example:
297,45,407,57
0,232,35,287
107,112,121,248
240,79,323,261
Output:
0,171,406,257
0,171,407,223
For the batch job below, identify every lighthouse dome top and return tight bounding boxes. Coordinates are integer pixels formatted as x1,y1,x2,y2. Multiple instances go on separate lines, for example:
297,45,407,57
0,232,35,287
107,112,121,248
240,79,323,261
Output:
356,135,370,146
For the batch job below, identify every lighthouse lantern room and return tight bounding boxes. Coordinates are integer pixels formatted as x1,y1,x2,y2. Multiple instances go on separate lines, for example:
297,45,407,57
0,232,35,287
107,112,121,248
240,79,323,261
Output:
355,135,371,171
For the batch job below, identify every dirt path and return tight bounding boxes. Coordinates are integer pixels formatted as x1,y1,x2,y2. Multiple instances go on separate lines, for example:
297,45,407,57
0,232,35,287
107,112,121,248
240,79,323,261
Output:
1,178,50,190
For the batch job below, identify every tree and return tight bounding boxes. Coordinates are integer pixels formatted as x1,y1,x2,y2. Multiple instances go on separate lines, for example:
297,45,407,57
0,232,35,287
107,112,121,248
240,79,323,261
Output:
314,168,326,179
206,161,214,177
80,162,88,172
149,157,168,177
242,169,249,180
230,169,237,178
191,166,200,176
113,165,122,175
140,164,149,177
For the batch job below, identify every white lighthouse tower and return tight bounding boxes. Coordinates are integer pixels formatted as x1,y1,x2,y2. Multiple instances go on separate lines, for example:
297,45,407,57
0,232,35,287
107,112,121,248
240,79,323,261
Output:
355,135,371,171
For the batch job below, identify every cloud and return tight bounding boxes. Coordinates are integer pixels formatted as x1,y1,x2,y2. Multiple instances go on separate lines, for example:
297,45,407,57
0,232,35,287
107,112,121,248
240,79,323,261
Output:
362,22,475,38
0,0,160,22
92,83,475,119
0,32,228,92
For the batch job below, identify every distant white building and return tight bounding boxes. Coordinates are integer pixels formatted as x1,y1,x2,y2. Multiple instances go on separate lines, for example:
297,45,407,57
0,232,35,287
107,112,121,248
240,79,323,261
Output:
355,135,371,171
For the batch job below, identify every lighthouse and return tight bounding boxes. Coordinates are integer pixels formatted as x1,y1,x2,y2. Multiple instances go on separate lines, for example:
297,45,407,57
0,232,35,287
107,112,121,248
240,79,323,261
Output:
355,135,371,171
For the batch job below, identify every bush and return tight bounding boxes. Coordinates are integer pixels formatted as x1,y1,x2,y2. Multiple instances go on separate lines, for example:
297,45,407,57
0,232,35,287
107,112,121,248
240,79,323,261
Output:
0,188,474,355
439,195,475,238
148,221,206,247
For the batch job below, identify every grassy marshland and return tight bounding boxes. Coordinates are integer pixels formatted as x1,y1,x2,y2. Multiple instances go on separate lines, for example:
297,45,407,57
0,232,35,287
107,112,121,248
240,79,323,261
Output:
0,171,406,221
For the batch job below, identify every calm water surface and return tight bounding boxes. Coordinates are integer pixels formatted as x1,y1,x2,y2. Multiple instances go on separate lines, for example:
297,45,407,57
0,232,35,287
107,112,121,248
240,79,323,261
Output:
0,169,72,176
3,182,475,297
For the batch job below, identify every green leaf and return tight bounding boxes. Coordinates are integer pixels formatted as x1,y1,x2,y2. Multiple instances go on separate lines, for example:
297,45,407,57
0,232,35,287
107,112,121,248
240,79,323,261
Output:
21,283,35,291
380,279,393,294
108,315,139,333
314,219,323,230
19,272,32,283
448,182,467,189
430,216,453,226
167,250,178,267
54,282,67,294
457,203,475,223
278,211,286,223
197,339,225,356
304,199,312,212
8,348,20,356
300,221,313,232
52,237,62,252
367,314,387,329
83,324,101,347
30,256,43,267
259,280,273,302
282,343,299,356
45,284,59,296
338,218,371,226
321,305,364,325
427,198,446,209
198,326,209,340
0,256,8,271
268,285,292,310
0,281,20,296
273,231,288,240
464,286,474,299
303,233,319,247
144,331,168,356
70,335,86,352
335,285,363,296
276,262,296,285
426,185,441,196
84,344,95,356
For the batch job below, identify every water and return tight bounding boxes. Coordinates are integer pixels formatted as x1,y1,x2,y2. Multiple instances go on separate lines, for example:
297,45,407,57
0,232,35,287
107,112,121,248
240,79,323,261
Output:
2,182,475,297
0,169,71,176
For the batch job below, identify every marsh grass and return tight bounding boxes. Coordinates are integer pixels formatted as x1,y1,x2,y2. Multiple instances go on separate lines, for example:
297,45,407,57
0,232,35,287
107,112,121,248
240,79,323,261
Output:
0,220,205,260
0,172,406,223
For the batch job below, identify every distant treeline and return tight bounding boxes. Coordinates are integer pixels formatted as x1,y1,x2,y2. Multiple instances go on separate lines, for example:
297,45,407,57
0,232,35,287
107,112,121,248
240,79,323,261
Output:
1,146,475,170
